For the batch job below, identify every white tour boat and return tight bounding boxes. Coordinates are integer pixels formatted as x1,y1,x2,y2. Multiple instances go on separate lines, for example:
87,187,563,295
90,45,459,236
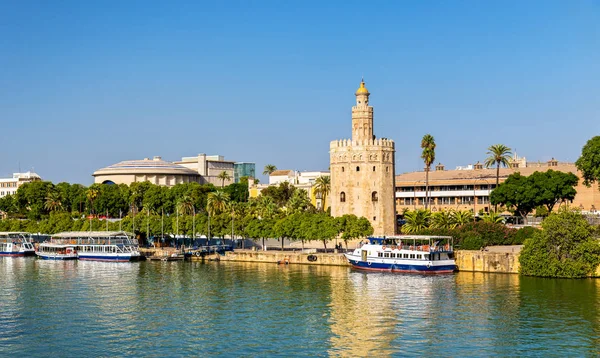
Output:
0,232,36,257
36,243,78,260
344,235,457,274
52,231,141,262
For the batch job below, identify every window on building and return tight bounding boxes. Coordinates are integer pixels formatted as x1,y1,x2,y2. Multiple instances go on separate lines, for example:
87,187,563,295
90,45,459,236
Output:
341,167,344,172
386,167,389,172
373,166,376,171
356,166,360,172
373,216,376,221
372,191,378,202
340,192,346,202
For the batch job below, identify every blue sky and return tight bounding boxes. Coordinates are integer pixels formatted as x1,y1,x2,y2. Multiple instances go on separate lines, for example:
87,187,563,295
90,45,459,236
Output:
1,1,598,184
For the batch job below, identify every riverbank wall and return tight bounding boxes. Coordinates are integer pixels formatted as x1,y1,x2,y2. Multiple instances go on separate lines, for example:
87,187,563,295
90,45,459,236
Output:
216,249,522,274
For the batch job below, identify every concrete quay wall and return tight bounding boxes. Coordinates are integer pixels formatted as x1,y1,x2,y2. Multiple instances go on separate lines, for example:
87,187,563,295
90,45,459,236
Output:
454,250,520,274
221,249,522,273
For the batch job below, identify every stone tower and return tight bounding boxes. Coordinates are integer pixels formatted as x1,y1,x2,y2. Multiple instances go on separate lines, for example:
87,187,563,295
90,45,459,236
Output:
329,80,396,236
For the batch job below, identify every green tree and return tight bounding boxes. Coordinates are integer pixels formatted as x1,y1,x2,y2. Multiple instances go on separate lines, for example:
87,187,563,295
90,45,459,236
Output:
484,144,512,210
431,210,455,229
519,208,600,278
263,164,277,176
401,209,431,233
206,190,230,217
575,136,600,190
313,175,331,211
286,189,313,214
481,211,504,224
217,171,231,188
452,210,474,226
420,134,436,210
86,184,101,215
338,214,373,249
529,170,578,212
260,182,296,208
44,190,63,212
16,181,54,220
224,182,249,203
490,172,538,222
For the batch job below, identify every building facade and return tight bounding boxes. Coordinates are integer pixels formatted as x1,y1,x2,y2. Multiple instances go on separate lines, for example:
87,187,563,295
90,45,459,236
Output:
234,162,256,182
395,157,600,215
0,171,42,198
329,80,396,236
93,157,201,186
174,154,235,187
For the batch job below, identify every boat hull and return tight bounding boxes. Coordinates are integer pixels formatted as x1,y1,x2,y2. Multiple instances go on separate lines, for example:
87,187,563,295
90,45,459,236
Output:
0,250,35,257
78,254,141,262
36,254,78,260
345,254,455,274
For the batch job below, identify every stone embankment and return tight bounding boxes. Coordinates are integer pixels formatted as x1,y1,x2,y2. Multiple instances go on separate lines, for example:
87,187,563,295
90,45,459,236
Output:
218,247,524,274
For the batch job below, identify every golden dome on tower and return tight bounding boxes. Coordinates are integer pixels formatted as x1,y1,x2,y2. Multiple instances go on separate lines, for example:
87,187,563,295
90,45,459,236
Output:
355,79,370,95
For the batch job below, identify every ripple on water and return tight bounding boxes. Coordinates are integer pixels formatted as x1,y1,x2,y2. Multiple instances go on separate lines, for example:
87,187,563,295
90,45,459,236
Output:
1,259,600,357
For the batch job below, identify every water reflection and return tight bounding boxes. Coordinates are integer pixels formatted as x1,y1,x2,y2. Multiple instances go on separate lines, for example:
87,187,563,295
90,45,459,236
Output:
1,259,600,357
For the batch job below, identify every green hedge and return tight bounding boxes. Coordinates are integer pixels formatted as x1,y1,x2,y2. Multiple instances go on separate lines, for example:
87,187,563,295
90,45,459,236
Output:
415,222,540,250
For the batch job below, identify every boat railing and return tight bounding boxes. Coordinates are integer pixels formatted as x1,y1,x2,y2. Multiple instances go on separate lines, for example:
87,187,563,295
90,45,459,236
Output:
51,237,139,246
379,244,453,252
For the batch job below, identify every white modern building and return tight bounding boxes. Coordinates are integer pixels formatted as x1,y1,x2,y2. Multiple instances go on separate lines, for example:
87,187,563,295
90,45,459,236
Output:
0,171,42,198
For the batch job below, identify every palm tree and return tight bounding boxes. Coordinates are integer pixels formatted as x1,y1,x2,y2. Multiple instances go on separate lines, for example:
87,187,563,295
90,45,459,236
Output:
86,185,100,215
431,210,455,229
45,190,63,212
484,144,512,210
286,189,312,214
452,210,473,227
421,134,436,210
177,195,194,215
217,171,231,188
263,164,277,176
401,209,431,234
206,191,230,217
482,211,504,224
313,175,331,211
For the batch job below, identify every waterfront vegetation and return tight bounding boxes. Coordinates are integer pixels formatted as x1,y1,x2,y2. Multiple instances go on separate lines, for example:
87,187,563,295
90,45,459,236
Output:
400,208,540,250
519,208,600,278
0,178,372,249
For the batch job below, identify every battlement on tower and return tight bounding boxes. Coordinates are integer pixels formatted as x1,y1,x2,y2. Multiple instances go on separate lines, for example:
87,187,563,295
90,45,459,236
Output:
329,138,395,149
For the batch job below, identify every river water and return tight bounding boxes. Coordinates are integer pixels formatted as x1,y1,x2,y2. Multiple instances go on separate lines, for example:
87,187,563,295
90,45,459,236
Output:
1,258,599,357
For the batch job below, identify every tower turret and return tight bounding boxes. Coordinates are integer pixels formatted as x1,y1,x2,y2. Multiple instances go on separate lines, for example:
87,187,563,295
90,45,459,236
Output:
352,79,374,142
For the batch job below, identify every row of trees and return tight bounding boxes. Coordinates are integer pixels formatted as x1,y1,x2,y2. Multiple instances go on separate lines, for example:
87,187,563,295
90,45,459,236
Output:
490,170,579,220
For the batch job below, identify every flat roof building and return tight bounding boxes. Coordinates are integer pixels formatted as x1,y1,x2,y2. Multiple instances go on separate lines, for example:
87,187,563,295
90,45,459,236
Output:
395,157,599,215
0,171,42,198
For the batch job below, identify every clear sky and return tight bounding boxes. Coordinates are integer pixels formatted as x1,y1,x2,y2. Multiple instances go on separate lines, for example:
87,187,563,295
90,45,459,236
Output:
1,1,598,185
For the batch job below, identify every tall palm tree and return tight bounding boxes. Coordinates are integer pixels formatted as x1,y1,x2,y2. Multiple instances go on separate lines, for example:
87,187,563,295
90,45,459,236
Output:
217,171,231,188
177,195,194,215
206,191,230,217
484,144,512,210
45,190,63,212
263,164,277,176
313,175,331,211
421,134,436,210
86,185,100,215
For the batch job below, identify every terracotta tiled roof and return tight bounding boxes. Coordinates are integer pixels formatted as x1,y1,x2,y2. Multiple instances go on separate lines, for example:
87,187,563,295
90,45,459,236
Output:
270,170,294,176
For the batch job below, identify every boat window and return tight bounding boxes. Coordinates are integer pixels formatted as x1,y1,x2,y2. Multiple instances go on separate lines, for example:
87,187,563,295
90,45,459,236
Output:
378,252,383,257
384,253,389,258
403,254,408,259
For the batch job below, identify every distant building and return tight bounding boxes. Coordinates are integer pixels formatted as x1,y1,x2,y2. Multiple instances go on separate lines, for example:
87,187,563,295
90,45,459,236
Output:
234,162,256,183
249,170,330,210
93,153,248,187
395,157,599,215
174,154,235,187
93,157,201,186
0,171,42,198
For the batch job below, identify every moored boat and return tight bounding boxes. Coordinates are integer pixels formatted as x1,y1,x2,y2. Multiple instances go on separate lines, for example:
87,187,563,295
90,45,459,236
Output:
344,235,456,274
0,232,36,257
51,231,141,262
36,243,78,260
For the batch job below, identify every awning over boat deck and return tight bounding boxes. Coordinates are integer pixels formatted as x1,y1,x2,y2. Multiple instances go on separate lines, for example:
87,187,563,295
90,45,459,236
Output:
52,231,134,238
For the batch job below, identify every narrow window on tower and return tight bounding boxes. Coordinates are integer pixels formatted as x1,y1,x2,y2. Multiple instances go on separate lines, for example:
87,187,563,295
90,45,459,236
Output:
356,166,360,172
373,166,376,172
341,167,345,172
372,191,378,202
340,192,346,203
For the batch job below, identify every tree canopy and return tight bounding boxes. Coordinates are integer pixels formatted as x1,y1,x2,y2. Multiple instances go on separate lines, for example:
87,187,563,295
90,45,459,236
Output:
575,136,600,190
